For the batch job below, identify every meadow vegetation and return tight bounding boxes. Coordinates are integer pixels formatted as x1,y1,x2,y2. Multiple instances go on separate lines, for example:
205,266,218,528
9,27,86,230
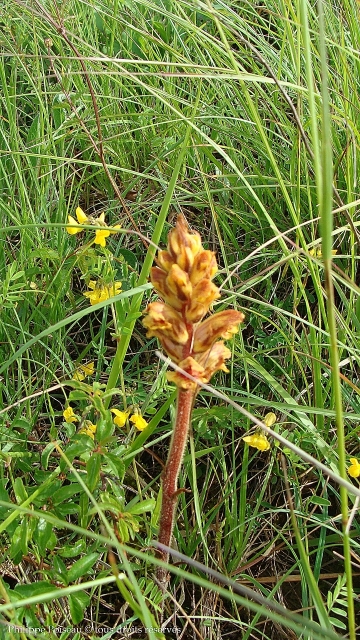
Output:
0,1,359,638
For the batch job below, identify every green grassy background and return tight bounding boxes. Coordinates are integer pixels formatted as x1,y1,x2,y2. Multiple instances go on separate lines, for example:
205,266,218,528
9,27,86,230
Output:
0,1,359,638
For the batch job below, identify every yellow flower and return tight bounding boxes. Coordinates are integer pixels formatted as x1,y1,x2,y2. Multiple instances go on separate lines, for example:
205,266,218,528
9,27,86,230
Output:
263,412,277,427
309,247,338,258
66,208,120,246
72,361,95,381
348,458,360,478
94,229,110,247
130,414,148,431
243,432,270,451
63,406,78,423
66,207,89,235
93,212,121,248
83,280,122,305
111,409,129,428
79,421,97,439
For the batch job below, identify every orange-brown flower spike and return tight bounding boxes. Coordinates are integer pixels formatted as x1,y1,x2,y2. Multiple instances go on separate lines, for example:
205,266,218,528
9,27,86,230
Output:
143,214,244,586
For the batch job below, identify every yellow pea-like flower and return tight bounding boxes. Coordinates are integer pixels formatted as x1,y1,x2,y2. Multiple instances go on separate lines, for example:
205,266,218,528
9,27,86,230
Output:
63,406,78,423
72,361,95,381
348,458,360,478
130,414,149,431
66,208,120,246
79,421,97,439
263,412,277,427
243,433,270,451
111,409,130,428
66,207,89,235
83,281,122,305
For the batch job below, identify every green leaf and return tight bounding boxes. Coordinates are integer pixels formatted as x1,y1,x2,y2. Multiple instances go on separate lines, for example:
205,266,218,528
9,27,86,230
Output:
117,248,138,268
47,531,57,552
52,555,68,584
67,553,99,583
125,499,156,515
116,518,130,543
79,492,90,529
103,453,125,481
308,496,331,507
96,415,114,442
34,518,54,556
0,480,11,519
100,492,124,512
13,477,28,503
328,618,346,630
52,484,82,505
86,453,102,492
58,540,86,558
52,93,67,129
55,503,83,517
25,114,40,167
11,418,32,433
41,442,57,469
15,581,60,598
330,607,347,617
68,390,91,402
10,524,25,562
68,591,90,624
29,247,60,262
32,477,62,506
123,312,143,323
60,442,93,470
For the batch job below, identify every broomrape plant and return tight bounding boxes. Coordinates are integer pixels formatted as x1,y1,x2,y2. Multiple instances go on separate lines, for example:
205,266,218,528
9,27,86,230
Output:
142,214,244,583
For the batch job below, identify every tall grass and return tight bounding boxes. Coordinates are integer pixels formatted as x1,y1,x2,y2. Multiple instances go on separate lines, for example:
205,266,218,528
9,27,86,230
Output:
0,1,359,638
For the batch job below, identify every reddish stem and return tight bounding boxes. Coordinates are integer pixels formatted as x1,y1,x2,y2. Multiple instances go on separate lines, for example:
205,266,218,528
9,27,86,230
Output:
156,387,194,584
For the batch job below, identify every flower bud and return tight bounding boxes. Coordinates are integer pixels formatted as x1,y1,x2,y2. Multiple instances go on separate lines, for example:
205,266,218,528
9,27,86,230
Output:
263,412,277,427
167,215,202,272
